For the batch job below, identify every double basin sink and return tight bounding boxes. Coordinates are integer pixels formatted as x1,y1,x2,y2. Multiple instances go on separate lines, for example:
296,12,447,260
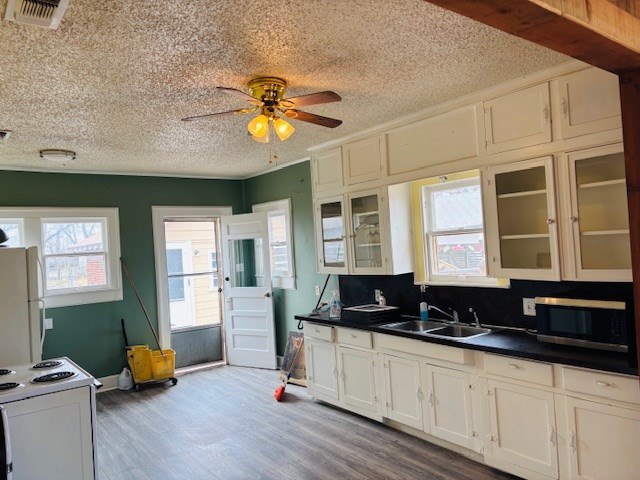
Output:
379,319,494,340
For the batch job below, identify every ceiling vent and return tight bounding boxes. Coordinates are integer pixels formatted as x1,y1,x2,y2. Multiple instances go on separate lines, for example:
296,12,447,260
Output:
4,0,71,29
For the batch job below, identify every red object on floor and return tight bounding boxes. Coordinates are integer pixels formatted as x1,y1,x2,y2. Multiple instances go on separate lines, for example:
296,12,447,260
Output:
274,383,285,401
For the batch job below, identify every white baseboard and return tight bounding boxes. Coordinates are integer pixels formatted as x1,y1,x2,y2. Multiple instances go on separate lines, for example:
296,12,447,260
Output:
96,374,119,393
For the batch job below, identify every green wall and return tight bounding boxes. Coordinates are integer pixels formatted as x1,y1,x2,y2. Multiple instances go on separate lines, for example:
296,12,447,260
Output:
0,170,244,377
243,161,338,355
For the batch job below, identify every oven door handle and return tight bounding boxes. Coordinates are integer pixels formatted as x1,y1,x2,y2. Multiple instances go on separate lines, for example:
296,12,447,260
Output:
0,405,11,480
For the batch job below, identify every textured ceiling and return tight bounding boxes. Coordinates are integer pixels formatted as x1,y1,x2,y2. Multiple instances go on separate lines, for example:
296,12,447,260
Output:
0,0,569,179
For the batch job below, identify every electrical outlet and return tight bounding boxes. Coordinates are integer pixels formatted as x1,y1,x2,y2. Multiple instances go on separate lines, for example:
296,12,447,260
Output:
44,318,54,330
314,285,320,296
374,289,381,302
523,298,536,316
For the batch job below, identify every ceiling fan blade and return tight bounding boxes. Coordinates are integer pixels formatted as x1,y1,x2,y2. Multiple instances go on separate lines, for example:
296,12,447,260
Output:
181,107,256,122
281,91,341,107
284,109,342,128
216,87,263,106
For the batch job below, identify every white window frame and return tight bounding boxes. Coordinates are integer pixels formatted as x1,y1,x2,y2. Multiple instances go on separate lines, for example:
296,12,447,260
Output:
0,218,25,247
252,198,296,290
0,207,122,307
419,176,506,288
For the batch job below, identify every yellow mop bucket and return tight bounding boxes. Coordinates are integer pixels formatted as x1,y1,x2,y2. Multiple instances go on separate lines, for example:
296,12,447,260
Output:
126,345,176,385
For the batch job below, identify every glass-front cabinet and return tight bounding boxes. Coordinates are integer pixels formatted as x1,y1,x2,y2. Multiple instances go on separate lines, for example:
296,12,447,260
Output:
314,189,392,275
347,190,386,274
564,144,631,281
314,196,348,274
483,157,561,280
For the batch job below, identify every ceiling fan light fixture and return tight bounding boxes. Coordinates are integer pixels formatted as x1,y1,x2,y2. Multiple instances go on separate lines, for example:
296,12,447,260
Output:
251,128,270,144
39,149,76,161
247,114,269,137
273,117,295,141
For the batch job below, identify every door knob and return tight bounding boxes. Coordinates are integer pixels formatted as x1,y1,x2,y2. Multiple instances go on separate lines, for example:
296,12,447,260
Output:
264,292,271,298
224,277,230,282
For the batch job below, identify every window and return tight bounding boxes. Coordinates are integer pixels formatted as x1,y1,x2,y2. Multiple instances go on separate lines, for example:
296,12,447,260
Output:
252,198,295,289
413,171,507,287
0,208,122,307
210,250,219,289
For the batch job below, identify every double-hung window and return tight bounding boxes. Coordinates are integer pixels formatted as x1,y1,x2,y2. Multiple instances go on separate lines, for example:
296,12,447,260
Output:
252,198,295,289
0,207,122,307
413,171,507,287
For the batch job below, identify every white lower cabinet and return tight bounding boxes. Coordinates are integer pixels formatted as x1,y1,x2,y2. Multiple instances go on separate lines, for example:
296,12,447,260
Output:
381,353,424,429
556,395,640,480
422,364,475,450
306,337,339,401
337,345,378,413
304,322,640,480
485,379,559,479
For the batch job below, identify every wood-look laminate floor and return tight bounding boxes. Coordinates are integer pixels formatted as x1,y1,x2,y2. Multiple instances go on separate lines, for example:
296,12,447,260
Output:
97,365,519,480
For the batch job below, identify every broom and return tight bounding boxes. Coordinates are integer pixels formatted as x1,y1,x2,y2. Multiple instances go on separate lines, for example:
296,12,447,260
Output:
274,341,303,402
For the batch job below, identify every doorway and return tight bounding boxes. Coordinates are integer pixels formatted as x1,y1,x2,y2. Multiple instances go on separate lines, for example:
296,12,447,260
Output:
152,206,232,369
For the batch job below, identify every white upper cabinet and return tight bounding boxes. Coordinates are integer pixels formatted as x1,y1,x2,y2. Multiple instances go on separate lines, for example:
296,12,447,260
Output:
484,83,552,154
314,195,348,274
483,157,561,281
386,105,480,176
314,186,413,275
311,147,344,194
343,136,386,186
552,68,621,140
559,144,631,281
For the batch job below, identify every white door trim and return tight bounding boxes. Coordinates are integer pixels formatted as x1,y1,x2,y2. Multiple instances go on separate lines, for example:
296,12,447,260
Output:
152,206,233,349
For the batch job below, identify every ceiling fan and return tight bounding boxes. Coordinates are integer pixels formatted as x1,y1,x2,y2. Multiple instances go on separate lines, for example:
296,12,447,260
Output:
182,77,342,143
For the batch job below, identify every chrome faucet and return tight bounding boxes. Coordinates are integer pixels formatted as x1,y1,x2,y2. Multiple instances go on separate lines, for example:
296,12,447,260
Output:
468,307,481,327
428,305,459,324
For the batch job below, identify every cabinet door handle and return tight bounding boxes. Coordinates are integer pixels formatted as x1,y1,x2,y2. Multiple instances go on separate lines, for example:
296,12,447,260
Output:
569,431,577,453
428,391,434,407
570,216,578,223
561,97,568,118
507,363,521,370
543,103,550,124
595,380,613,388
487,434,497,442
546,218,555,225
549,425,557,446
416,388,423,401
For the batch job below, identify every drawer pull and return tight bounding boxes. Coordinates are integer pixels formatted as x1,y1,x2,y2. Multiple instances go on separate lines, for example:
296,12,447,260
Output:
507,363,521,370
350,333,358,338
314,328,320,333
595,380,614,388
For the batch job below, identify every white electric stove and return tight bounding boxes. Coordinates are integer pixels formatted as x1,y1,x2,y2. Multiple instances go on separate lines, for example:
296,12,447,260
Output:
0,357,97,480
0,357,95,404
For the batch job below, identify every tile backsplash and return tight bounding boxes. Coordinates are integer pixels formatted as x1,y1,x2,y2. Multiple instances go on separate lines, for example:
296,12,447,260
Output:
338,273,634,330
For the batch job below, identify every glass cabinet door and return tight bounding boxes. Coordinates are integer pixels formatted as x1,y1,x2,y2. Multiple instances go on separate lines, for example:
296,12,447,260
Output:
315,198,347,273
348,191,385,273
489,157,560,280
568,145,631,280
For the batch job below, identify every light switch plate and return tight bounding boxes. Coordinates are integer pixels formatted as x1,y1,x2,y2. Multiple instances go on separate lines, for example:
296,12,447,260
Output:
374,289,381,302
44,318,54,330
523,298,536,316
314,285,320,296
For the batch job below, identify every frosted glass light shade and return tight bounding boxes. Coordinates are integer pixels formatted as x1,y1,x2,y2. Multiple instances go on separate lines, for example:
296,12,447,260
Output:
273,117,295,141
247,114,269,137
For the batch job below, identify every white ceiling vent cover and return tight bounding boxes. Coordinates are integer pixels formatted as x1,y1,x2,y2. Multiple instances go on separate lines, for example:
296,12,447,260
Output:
5,0,70,29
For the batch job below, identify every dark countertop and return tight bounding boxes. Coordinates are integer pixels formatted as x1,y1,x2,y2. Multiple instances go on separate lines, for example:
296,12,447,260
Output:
295,314,638,376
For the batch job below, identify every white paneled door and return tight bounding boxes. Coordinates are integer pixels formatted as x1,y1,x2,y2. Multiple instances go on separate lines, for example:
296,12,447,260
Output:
221,212,276,369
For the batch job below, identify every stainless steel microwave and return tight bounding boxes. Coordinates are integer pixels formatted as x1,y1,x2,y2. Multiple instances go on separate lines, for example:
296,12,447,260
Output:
535,297,628,353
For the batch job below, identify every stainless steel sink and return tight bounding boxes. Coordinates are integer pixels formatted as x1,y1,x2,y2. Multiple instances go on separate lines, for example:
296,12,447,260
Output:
423,325,493,339
380,320,493,339
379,320,441,333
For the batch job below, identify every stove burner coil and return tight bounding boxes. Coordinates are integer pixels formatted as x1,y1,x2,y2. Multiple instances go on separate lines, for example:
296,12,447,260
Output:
32,360,63,369
0,382,22,391
32,371,75,383
0,369,14,376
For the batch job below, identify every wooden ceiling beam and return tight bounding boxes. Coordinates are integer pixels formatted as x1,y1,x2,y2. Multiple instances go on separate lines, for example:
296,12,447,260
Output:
424,0,640,74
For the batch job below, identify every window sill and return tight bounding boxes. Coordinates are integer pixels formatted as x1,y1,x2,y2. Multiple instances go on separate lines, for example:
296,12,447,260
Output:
44,288,123,308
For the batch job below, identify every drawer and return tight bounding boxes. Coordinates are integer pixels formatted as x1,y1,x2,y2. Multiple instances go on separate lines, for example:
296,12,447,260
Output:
336,328,372,349
484,354,554,387
376,333,474,365
561,366,640,405
304,323,333,342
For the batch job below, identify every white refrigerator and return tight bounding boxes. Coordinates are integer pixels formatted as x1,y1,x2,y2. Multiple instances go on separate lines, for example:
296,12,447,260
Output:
0,247,42,366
